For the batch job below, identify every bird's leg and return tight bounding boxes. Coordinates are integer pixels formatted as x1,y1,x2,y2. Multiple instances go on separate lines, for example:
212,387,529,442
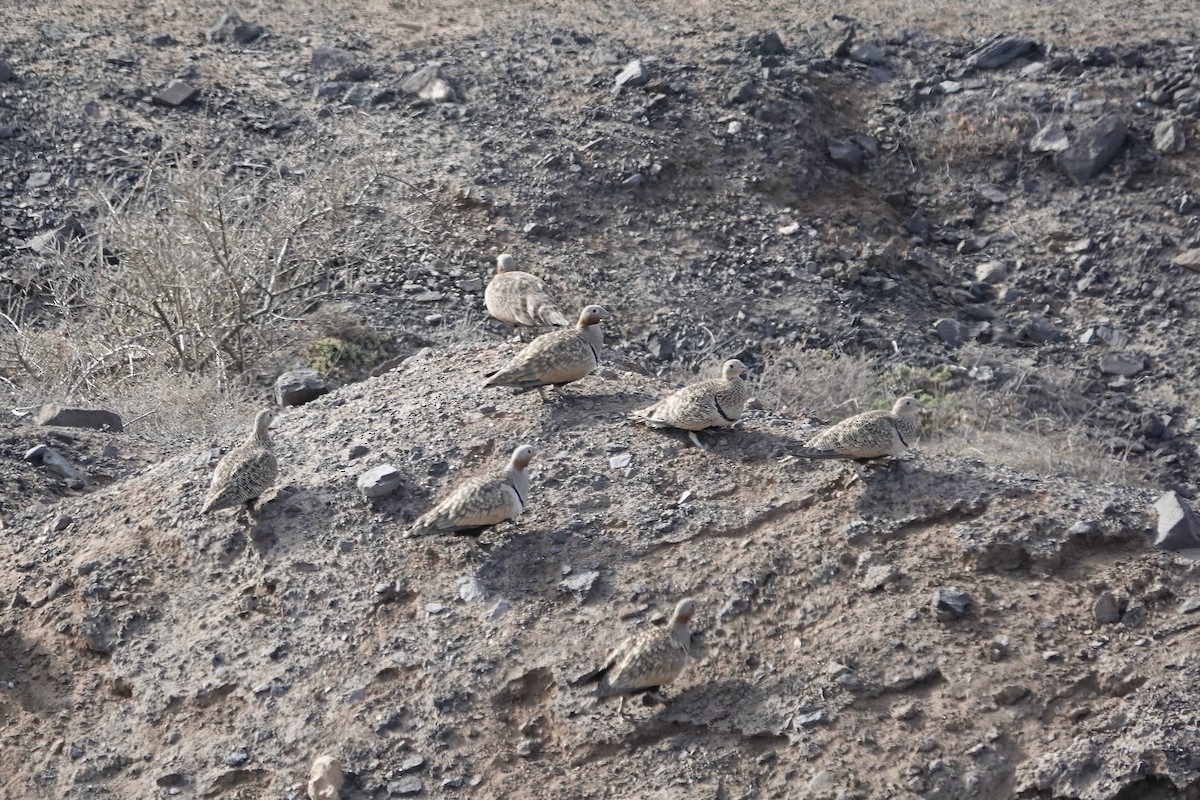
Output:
616,696,626,716
537,386,550,403
687,431,706,450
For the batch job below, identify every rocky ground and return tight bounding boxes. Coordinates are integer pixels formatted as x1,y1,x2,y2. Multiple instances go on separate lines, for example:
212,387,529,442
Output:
2,0,1200,798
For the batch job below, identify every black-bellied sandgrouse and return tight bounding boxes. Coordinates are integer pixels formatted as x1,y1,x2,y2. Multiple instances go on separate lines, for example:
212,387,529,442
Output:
201,408,279,515
576,597,697,714
630,358,750,448
483,305,609,400
484,253,569,339
796,396,923,459
406,445,535,537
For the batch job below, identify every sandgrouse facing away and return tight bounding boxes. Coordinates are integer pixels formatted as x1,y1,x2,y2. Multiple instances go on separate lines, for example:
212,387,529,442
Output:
576,597,697,714
406,445,535,538
201,408,279,515
484,253,570,338
483,305,610,400
796,396,924,460
630,358,750,448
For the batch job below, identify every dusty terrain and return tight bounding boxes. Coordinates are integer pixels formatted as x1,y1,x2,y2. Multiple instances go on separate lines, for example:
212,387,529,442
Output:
2,0,1200,798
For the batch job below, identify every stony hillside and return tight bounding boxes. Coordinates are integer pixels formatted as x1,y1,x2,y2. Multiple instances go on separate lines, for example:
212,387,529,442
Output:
4,0,1200,798
3,346,1200,799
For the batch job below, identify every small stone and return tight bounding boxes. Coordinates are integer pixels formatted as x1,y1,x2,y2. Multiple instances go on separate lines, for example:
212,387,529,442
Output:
516,739,537,757
933,318,969,348
387,775,423,796
608,453,632,469
808,770,838,793
357,465,402,499
727,80,756,104
849,42,885,65
793,708,831,727
994,684,1029,705
156,772,186,788
1099,353,1146,377
558,570,600,603
397,753,425,773
153,80,199,107
0,62,14,82
1178,597,1200,615
614,60,649,90
932,588,971,621
275,368,328,407
207,12,264,44
859,564,898,591
968,36,1039,69
50,514,73,532
984,636,1010,662
25,172,52,189
1056,113,1127,185
487,600,510,621
1153,119,1186,154
1153,491,1200,551
1093,591,1121,624
457,576,487,604
975,260,1008,283
307,754,343,800
646,332,675,361
347,444,369,459
1171,249,1200,272
827,138,863,170
891,702,918,721
1030,124,1071,153
745,31,786,56
36,404,123,432
224,748,250,767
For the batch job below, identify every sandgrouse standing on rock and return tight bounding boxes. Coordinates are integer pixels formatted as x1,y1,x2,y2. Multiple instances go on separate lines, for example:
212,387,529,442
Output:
795,396,923,460
406,445,535,538
484,253,569,339
201,408,279,515
575,597,697,714
630,358,750,448
483,305,610,400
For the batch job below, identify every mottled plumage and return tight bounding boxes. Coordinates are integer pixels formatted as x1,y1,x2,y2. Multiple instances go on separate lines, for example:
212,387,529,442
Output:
484,253,569,335
796,396,923,459
630,359,750,448
406,445,535,537
201,409,279,514
577,598,697,713
483,305,609,400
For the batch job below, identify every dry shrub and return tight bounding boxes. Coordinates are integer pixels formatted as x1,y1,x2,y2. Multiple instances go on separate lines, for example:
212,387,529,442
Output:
1,141,418,425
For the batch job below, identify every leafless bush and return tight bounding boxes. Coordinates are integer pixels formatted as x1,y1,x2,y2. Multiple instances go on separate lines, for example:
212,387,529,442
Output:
1,144,418,424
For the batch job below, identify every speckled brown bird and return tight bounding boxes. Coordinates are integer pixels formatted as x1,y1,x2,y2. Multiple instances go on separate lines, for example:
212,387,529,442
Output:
577,597,697,713
201,408,279,515
796,396,923,459
484,253,569,338
405,445,535,538
630,358,750,448
483,305,610,400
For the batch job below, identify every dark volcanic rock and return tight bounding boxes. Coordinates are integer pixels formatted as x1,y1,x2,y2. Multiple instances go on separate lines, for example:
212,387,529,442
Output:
275,369,329,407
36,404,124,432
968,36,1039,69
1057,114,1128,185
153,80,199,108
1153,491,1200,550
